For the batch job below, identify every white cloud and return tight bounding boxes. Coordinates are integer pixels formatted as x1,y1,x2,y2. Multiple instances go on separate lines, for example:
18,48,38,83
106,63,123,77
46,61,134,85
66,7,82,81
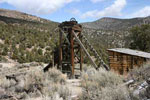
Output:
0,0,79,15
68,8,81,15
81,10,98,18
129,6,150,18
90,0,107,3
0,0,5,3
81,0,126,18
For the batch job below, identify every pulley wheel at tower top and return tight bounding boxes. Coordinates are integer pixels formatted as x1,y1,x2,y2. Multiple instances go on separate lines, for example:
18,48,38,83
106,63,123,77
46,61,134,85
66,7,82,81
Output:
70,18,76,21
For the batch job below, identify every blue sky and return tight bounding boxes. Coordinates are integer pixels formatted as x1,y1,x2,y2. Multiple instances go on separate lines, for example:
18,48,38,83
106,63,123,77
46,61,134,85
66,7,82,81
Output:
0,0,150,23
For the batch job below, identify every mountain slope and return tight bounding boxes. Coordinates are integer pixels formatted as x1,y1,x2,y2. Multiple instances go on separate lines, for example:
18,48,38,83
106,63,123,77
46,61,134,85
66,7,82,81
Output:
82,16,150,31
0,9,59,63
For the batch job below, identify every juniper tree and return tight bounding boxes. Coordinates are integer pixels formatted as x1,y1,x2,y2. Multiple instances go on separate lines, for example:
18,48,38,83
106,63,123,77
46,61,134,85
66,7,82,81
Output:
129,24,150,52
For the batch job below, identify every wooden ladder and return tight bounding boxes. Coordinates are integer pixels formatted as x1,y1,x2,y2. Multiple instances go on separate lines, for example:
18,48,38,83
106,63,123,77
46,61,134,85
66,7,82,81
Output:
72,31,109,70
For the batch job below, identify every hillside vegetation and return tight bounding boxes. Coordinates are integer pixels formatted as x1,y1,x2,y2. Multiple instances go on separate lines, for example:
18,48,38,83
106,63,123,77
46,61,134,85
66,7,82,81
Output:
0,14,58,63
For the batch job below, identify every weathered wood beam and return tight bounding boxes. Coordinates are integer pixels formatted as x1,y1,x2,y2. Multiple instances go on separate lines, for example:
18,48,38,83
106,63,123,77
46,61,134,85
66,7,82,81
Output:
70,30,75,77
72,31,98,69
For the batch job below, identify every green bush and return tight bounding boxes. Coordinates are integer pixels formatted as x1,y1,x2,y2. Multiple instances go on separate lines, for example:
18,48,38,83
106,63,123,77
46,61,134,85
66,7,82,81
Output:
2,46,8,56
43,51,51,63
25,51,34,62
37,48,43,55
11,47,19,60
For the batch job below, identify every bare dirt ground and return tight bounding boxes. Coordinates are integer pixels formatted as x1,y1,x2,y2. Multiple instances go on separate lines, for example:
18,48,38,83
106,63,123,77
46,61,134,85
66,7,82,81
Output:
66,79,82,99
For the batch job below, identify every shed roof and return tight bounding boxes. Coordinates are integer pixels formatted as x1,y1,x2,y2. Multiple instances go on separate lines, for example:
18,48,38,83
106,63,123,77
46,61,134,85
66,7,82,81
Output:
108,48,150,59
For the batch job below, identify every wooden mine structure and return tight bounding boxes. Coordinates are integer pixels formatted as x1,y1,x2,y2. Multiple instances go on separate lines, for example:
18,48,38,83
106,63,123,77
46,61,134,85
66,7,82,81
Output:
58,18,82,77
108,48,150,75
56,18,109,77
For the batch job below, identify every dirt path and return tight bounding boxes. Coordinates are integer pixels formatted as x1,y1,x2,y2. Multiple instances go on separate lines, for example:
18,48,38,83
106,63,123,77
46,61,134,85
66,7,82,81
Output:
66,79,82,100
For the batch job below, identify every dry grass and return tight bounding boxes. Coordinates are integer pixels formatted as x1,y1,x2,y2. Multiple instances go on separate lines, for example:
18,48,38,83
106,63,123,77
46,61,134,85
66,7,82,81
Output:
128,61,150,82
80,68,130,100
45,67,66,84
80,62,150,100
0,67,71,100
81,68,123,87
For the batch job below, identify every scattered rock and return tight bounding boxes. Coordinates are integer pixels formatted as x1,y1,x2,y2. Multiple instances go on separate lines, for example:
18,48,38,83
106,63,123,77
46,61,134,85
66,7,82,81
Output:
30,62,39,66
124,79,134,86
16,63,30,69
131,78,150,100
22,63,30,68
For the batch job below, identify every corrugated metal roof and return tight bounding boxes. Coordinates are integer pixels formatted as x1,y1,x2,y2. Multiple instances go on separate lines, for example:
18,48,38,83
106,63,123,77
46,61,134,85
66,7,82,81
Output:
108,48,150,59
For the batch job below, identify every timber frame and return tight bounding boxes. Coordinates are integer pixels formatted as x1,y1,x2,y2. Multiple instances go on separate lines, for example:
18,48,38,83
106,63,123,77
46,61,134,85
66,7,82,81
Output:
55,18,109,78
58,18,83,77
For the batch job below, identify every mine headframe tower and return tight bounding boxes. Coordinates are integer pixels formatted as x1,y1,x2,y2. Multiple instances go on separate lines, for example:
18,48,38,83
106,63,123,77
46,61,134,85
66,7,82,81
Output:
57,18,109,78
58,18,82,77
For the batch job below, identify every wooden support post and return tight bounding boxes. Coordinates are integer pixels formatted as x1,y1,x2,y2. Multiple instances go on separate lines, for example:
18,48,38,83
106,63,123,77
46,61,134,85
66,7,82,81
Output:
70,30,75,77
72,31,98,69
79,33,83,71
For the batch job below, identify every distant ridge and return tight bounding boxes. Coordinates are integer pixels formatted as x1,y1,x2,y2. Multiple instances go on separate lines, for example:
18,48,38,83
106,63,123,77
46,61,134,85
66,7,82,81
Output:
82,16,150,31
1,8,150,31
0,8,53,23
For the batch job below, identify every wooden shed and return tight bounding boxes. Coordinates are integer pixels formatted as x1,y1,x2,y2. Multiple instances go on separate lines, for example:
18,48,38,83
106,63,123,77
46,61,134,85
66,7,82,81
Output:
107,48,150,75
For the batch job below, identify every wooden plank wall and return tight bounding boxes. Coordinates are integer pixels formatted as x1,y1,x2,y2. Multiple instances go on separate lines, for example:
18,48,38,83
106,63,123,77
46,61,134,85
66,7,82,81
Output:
108,51,146,75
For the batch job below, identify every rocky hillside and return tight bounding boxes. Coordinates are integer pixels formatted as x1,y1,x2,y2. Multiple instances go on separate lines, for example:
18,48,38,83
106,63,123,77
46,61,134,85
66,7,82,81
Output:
0,8,53,23
82,16,150,60
82,28,130,63
82,16,150,31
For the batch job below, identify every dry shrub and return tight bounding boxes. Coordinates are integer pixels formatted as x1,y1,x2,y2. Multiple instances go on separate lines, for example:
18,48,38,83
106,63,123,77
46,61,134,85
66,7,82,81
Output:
23,68,69,99
80,68,130,100
127,62,150,100
0,77,11,89
99,86,130,100
43,83,71,100
57,85,71,100
45,67,66,84
128,61,150,81
81,68,123,87
0,67,70,100
24,69,44,93
0,77,16,89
